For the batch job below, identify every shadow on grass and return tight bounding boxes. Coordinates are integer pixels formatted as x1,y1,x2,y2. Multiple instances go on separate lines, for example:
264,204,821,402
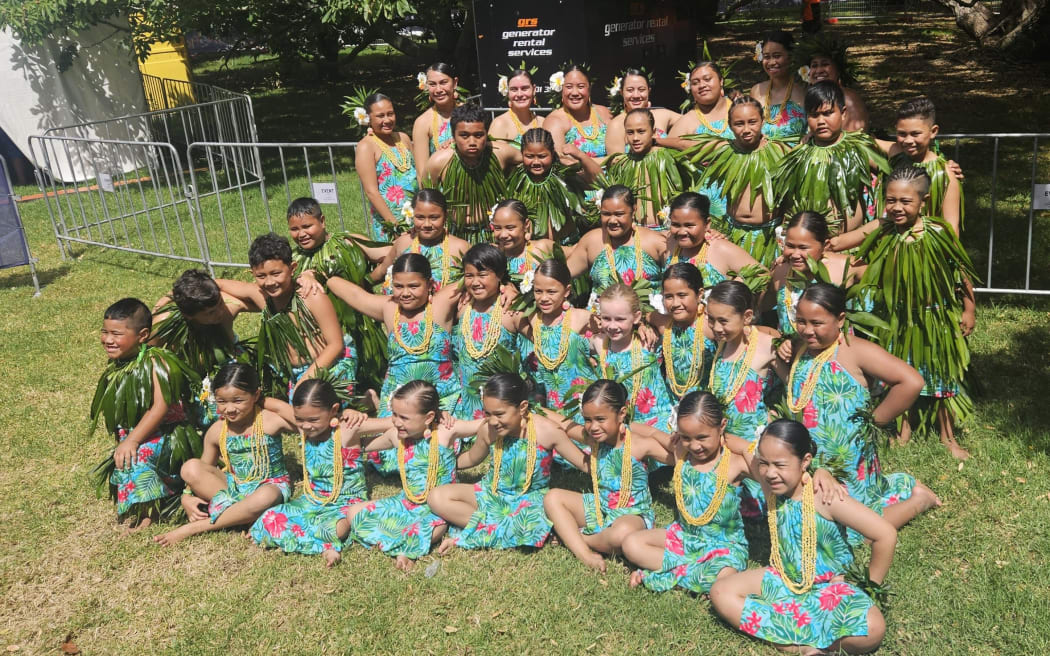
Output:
0,261,72,292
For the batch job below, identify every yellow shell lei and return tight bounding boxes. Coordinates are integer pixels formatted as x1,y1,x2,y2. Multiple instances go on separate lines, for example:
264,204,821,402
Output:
219,412,268,484
663,313,706,398
410,234,452,285
694,98,732,134
766,473,818,594
371,134,412,172
598,337,644,409
569,106,600,140
709,328,760,405
509,109,539,137
532,309,572,370
785,343,838,413
604,234,644,284
489,415,537,494
461,300,504,359
590,428,633,526
398,426,441,504
674,446,731,526
393,304,434,356
670,241,709,270
763,77,794,125
300,428,344,506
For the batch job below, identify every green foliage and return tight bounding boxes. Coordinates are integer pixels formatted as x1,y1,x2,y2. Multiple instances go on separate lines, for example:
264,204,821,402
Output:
255,294,321,398
604,147,697,220
684,134,791,207
437,149,508,245
150,303,250,378
505,164,588,242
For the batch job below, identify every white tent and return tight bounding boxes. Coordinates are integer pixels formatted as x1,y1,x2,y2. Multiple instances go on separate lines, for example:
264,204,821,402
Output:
0,21,148,182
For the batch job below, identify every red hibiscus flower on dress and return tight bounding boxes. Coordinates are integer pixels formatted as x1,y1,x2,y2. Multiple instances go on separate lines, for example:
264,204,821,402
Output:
262,510,288,537
438,361,453,380
379,162,392,181
795,611,811,627
856,459,867,481
818,582,855,610
440,340,451,357
665,523,685,555
814,571,837,584
573,136,585,148
471,316,485,342
401,497,419,511
607,490,634,508
621,268,635,285
802,400,819,429
636,387,656,415
137,446,154,463
473,409,486,420
402,523,420,537
342,447,360,468
673,564,688,577
829,360,842,374
406,320,420,335
540,451,554,476
290,524,305,538
741,612,762,635
547,389,565,409
734,379,762,413
368,451,382,465
385,184,405,205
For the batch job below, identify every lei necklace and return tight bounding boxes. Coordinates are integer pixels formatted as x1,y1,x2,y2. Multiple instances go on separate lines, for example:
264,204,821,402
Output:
709,328,760,405
300,428,344,505
371,134,412,172
461,300,504,359
219,412,269,484
570,106,600,140
490,415,538,494
604,235,646,284
410,234,452,285
763,77,794,125
663,312,706,398
532,309,573,370
398,426,441,504
590,427,633,525
766,473,818,594
785,342,838,413
669,241,709,270
694,98,732,134
430,108,452,151
510,109,539,137
674,446,731,526
393,304,434,356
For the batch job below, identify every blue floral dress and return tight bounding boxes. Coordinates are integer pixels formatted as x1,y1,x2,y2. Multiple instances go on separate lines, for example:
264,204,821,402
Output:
762,101,807,144
506,245,541,278
692,111,733,219
429,114,452,154
583,440,654,533
588,242,661,294
565,122,607,158
520,314,597,421
350,438,456,559
740,495,874,649
383,238,457,294
709,347,769,442
641,454,748,593
110,402,191,516
665,246,727,288
663,322,717,402
789,347,915,544
452,306,519,423
600,339,675,430
208,423,292,523
369,147,418,241
450,438,556,549
249,439,367,554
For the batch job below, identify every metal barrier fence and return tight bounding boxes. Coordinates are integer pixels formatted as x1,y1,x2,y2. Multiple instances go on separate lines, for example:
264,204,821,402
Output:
824,0,888,19
187,141,370,269
28,134,208,266
939,132,1050,296
141,73,250,112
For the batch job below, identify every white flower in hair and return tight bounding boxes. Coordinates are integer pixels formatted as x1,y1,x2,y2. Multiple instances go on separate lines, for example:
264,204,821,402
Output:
649,289,666,315
487,203,499,221
353,107,369,126
198,376,212,403
702,287,712,304
586,291,600,313
521,269,535,293
657,205,670,226
549,71,565,92
680,72,689,90
498,75,509,97
594,187,605,210
607,76,622,98
774,224,786,248
383,265,393,289
668,405,679,430
417,72,427,91
754,42,764,62
798,66,811,83
401,200,414,221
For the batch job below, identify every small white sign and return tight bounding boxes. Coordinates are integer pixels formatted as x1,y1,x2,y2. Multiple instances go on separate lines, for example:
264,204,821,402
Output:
312,182,339,204
98,171,115,193
1034,184,1050,210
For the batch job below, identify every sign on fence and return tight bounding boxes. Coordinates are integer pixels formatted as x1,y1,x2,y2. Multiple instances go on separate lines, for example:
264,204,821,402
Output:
98,171,115,193
312,182,339,204
1033,184,1050,211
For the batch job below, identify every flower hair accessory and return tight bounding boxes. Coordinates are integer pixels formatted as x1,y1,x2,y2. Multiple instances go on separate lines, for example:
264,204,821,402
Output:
593,187,605,210
649,289,666,315
498,75,509,97
352,107,368,126
417,72,427,91
340,86,380,138
549,71,565,93
487,203,499,221
657,206,670,227
520,269,535,293
607,76,622,98
401,201,414,221
754,42,764,62
798,66,811,83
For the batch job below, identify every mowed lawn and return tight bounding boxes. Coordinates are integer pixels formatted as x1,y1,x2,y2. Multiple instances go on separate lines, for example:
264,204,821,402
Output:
3,12,1050,655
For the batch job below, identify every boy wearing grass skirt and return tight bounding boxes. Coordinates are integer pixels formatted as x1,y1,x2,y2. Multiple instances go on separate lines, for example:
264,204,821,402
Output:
857,166,977,459
94,298,202,531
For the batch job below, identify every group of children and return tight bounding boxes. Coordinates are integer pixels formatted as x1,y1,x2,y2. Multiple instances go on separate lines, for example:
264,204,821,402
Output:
93,28,979,654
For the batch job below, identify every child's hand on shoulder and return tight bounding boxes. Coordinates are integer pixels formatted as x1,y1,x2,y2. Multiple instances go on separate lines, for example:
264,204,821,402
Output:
296,271,324,298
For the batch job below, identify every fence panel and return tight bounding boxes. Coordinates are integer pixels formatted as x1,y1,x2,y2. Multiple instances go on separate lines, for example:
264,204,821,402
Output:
187,142,370,269
29,135,207,266
940,132,1050,295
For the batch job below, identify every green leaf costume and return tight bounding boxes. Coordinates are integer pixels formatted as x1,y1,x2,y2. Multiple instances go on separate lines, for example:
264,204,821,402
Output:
505,163,588,243
438,148,508,244
604,147,697,228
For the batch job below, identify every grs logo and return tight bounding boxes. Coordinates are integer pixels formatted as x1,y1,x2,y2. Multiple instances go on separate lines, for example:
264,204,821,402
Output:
517,17,538,27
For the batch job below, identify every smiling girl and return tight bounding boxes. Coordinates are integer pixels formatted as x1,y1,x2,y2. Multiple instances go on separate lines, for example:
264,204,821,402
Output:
354,93,418,240
543,65,614,160
377,189,470,292
489,68,544,147
412,62,460,179
605,68,681,153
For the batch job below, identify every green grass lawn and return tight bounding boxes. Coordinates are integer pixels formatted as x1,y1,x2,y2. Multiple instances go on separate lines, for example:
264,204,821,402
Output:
3,12,1050,655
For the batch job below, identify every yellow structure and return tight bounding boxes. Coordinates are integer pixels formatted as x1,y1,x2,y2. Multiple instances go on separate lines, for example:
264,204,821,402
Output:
137,37,194,111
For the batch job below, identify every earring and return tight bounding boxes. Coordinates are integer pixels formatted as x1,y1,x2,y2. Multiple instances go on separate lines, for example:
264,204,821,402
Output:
423,428,432,439
562,300,570,311
619,423,627,437
802,471,812,485
329,418,339,428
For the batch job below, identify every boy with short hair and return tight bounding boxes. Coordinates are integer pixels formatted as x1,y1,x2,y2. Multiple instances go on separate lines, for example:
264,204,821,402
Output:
773,81,888,234
95,298,201,530
217,233,355,399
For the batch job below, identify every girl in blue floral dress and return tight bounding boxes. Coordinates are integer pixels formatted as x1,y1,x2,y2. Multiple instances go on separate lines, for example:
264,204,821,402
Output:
545,380,676,572
344,380,482,571
775,284,942,544
429,374,589,551
354,94,418,241
249,380,370,567
450,245,521,427
710,420,897,654
591,284,675,430
490,199,554,280
663,192,761,289
378,189,470,293
155,364,295,547
749,31,808,145
518,259,597,418
623,391,749,594
650,263,717,403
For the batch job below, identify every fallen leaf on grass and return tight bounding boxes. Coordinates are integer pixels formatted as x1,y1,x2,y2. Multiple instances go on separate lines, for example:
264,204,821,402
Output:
61,633,81,655
5,646,19,653
958,462,964,471
1016,477,1026,484
444,626,458,634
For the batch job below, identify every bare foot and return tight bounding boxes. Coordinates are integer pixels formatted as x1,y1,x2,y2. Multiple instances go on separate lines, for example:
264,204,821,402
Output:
323,549,341,568
365,388,380,412
436,536,456,555
897,421,912,445
942,437,970,460
123,516,154,535
912,483,943,512
153,521,205,546
395,555,415,572
580,551,607,573
629,569,646,588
